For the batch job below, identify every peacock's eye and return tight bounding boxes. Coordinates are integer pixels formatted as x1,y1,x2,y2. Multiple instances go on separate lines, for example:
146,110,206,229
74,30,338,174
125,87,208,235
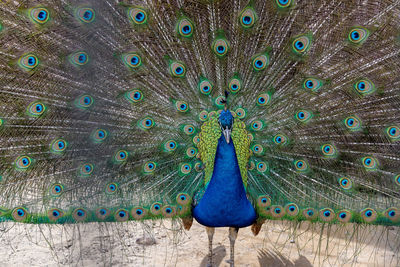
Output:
177,18,194,37
170,61,186,77
76,7,95,23
239,7,256,28
213,38,229,57
292,35,312,55
252,53,269,71
129,7,148,25
348,27,369,44
30,7,50,24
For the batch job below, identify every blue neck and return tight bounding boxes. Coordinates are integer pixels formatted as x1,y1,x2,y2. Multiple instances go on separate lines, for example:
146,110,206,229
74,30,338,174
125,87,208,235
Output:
193,134,256,227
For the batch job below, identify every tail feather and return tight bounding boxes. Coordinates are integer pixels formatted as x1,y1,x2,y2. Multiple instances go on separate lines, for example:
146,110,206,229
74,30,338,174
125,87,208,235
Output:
0,0,398,229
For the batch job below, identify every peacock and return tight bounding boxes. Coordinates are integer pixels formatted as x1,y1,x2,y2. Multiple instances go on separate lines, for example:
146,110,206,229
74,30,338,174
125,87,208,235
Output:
0,0,399,266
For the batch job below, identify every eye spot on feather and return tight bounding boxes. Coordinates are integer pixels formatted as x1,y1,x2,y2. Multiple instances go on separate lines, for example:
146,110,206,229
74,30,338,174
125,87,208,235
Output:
15,156,33,171
303,208,317,220
385,208,400,222
228,78,241,93
144,161,157,173
257,93,270,106
180,163,192,175
176,193,191,206
177,18,194,37
292,34,312,55
337,210,352,223
252,53,269,71
75,95,93,109
285,203,299,217
162,205,176,218
319,208,335,222
273,133,288,146
27,101,46,117
96,208,111,220
339,177,352,190
69,51,89,66
348,27,369,44
257,195,271,208
183,124,196,135
276,0,293,8
106,182,118,194
215,96,226,108
170,61,186,77
92,129,108,143
361,208,377,222
194,162,202,172
19,54,39,70
199,79,213,95
270,205,285,218
150,202,162,215
395,174,400,186
321,143,337,158
248,161,255,172
129,7,147,25
131,207,147,220
48,208,63,222
213,38,229,57
164,140,177,152
113,150,128,164
51,138,67,154
12,207,28,222
251,120,263,131
139,117,155,130
252,144,263,155
96,208,110,220
294,159,308,172
30,7,50,24
72,208,88,222
295,110,312,123
256,161,268,173
386,126,400,141
175,100,189,112
50,183,64,197
344,115,361,131
199,110,208,121
123,53,142,69
125,89,144,103
303,77,323,93
362,156,378,171
239,7,257,28
80,163,94,176
76,7,95,23
235,108,246,119
115,209,129,222
186,147,197,158
353,79,375,96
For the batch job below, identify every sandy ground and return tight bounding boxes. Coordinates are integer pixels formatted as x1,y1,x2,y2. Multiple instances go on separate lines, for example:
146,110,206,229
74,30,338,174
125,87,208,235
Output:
0,220,399,267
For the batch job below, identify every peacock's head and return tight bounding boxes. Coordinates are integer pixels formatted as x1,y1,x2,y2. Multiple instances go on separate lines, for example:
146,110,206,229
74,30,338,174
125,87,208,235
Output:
219,110,233,144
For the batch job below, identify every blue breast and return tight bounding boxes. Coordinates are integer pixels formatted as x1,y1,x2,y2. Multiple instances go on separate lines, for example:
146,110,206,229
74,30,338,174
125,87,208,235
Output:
193,135,257,227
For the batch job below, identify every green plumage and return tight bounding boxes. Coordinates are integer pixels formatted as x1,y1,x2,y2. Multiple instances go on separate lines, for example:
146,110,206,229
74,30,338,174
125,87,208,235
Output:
0,0,399,265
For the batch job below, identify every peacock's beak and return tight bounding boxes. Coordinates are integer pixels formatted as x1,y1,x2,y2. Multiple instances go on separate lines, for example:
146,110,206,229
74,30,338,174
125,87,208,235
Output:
222,127,231,144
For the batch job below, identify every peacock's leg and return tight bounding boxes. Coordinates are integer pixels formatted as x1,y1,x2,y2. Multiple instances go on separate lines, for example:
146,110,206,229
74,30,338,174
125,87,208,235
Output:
228,227,239,267
206,227,215,267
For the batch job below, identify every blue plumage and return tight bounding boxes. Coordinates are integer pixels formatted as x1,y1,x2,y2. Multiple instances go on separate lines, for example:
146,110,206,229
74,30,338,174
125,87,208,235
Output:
193,134,256,228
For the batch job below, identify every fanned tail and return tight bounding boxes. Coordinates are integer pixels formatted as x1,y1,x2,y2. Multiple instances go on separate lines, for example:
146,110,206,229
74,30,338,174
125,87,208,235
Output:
0,1,399,265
